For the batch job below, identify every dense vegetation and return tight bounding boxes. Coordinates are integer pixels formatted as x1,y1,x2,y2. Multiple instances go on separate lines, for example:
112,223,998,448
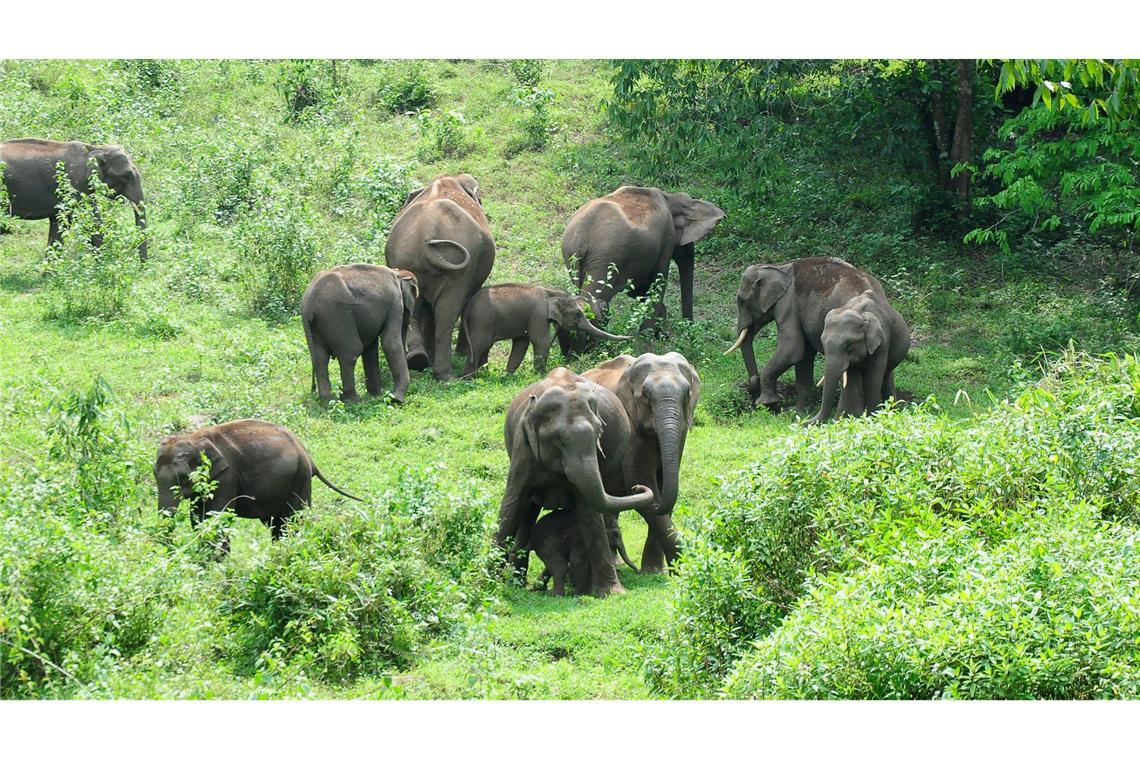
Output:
1,59,1138,699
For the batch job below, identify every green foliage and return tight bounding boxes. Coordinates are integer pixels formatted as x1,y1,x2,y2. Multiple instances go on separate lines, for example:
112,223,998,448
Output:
115,59,180,93
360,158,416,243
414,109,472,160
277,60,341,122
506,86,556,157
508,60,545,89
377,61,436,114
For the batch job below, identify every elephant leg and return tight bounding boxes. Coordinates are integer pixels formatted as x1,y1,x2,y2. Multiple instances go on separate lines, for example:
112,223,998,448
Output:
793,346,818,416
638,299,667,337
675,243,695,321
757,330,805,410
338,353,361,403
269,515,286,540
505,338,529,374
883,369,897,401
89,206,105,250
839,372,865,417
431,299,462,381
536,544,569,596
381,322,410,403
863,357,888,414
574,504,624,597
511,502,541,579
310,343,334,402
569,543,592,596
637,511,680,573
529,317,553,374
556,327,578,360
48,214,62,250
362,338,383,397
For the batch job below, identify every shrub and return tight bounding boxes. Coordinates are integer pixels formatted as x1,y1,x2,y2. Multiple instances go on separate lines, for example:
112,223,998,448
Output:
508,60,544,89
415,109,472,161
360,158,416,243
505,86,556,157
378,61,436,113
276,60,340,122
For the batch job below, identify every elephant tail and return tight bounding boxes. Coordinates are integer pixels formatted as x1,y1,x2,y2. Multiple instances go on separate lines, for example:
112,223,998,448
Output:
424,238,471,271
617,539,638,572
313,467,364,502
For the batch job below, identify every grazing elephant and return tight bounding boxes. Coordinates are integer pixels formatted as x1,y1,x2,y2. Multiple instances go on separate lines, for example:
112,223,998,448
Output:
385,173,494,381
811,289,911,425
724,256,888,414
560,185,724,350
495,368,655,597
529,509,638,596
0,138,148,261
302,264,419,404
154,419,362,541
457,283,629,377
583,352,700,573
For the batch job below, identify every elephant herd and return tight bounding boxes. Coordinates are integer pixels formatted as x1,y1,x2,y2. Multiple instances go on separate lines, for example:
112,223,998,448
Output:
3,144,912,597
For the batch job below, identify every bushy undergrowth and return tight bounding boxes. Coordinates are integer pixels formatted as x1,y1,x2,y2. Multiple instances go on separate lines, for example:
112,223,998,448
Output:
646,352,1140,698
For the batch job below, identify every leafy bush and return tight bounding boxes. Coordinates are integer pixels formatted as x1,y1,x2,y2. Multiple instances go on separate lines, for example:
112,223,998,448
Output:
508,60,544,89
377,61,436,113
360,158,416,243
415,109,471,161
505,86,556,157
277,60,340,122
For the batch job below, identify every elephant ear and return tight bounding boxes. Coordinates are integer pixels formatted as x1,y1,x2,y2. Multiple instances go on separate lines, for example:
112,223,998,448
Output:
678,360,702,429
755,266,792,314
456,174,481,205
664,191,726,247
863,311,885,356
88,146,130,182
396,270,419,323
199,439,230,480
402,187,426,208
547,296,578,326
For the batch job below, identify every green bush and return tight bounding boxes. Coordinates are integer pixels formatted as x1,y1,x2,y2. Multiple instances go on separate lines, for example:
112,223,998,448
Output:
505,86,555,157
378,61,436,113
360,158,416,243
508,60,544,89
415,109,471,161
277,60,340,122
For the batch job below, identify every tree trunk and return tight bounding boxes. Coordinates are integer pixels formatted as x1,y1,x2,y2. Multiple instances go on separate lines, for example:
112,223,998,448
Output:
926,59,951,189
949,59,975,209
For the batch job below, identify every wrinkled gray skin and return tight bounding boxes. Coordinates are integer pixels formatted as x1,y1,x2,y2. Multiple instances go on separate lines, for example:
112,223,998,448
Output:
811,289,911,425
302,264,419,404
0,138,147,261
495,368,655,597
528,509,638,596
584,352,700,573
457,283,629,377
725,256,888,414
559,186,725,353
385,173,494,381
154,419,361,544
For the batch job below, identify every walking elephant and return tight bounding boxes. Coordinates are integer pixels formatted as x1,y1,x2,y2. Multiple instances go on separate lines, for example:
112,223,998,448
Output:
724,256,888,414
495,368,655,597
811,289,910,425
154,419,362,541
385,173,494,380
0,138,148,261
302,264,419,404
528,508,638,596
584,352,700,573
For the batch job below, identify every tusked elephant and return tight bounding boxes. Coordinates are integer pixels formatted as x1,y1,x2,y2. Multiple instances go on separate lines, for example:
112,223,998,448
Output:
583,352,700,572
528,508,638,596
0,138,148,261
301,263,419,404
724,256,888,414
810,289,910,425
559,186,724,351
385,173,494,381
495,368,655,597
154,419,362,542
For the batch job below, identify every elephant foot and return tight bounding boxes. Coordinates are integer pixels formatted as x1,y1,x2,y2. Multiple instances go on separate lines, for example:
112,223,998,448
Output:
639,562,668,575
757,394,781,412
407,351,430,371
592,581,627,598
388,393,406,405
341,393,363,404
433,371,455,383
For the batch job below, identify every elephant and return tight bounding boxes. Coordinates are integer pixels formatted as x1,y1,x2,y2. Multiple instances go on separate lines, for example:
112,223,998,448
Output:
154,419,362,542
559,185,724,351
528,508,638,596
583,352,700,573
724,256,889,415
301,264,419,404
385,173,494,381
456,283,629,378
495,367,656,597
0,138,147,261
811,289,911,425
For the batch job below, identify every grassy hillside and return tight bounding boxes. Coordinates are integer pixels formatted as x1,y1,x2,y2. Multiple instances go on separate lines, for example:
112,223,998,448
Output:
1,60,1138,698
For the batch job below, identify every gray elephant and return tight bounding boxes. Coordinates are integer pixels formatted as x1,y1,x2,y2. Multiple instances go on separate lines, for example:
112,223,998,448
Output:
385,173,494,381
457,283,629,377
811,289,910,425
560,185,724,350
0,138,147,261
154,419,361,540
724,256,889,414
495,368,655,597
302,264,419,404
583,352,700,573
529,509,638,596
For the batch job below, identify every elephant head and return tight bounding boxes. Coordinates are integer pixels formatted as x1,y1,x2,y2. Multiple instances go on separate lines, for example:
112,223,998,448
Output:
725,263,794,355
548,294,629,342
402,172,481,210
153,433,229,516
614,352,701,516
662,191,725,249
89,145,147,261
817,291,885,421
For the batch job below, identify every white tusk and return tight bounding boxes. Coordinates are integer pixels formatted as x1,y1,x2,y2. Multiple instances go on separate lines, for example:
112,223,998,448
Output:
723,329,748,356
597,439,606,459
842,371,848,388
816,376,825,387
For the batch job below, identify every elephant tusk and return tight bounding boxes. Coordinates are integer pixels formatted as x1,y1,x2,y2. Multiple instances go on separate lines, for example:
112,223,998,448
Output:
724,329,748,356
597,438,606,459
842,371,848,389
816,375,825,387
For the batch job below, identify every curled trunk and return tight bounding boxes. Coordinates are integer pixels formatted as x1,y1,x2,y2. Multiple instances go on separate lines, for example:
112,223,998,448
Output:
563,453,654,515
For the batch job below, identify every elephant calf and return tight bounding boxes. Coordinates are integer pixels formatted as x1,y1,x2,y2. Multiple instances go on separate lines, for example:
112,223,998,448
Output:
529,509,638,596
302,264,419,404
457,283,628,378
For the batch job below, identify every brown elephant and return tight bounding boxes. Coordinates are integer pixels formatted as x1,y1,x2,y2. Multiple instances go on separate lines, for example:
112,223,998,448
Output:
0,138,147,261
154,419,361,541
724,256,889,414
384,173,494,381
528,509,638,596
457,283,629,377
495,368,655,597
583,352,700,573
301,264,419,404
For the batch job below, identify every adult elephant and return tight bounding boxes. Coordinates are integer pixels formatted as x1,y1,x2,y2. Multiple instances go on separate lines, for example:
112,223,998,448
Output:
0,138,148,261
725,256,888,414
385,173,494,380
560,186,724,348
495,368,655,597
584,352,699,573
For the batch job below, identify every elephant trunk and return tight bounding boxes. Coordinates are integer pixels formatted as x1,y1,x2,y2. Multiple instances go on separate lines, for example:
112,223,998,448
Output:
653,394,686,516
157,478,178,516
133,202,148,262
580,321,629,342
564,452,654,515
814,357,848,425
424,239,471,271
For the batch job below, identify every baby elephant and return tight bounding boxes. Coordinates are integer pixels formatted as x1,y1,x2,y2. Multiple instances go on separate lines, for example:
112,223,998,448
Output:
457,283,629,377
154,419,362,541
529,509,638,596
302,264,419,403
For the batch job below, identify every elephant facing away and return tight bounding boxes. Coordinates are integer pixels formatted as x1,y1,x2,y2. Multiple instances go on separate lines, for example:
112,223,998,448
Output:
154,419,362,541
496,368,655,597
0,138,148,261
385,173,494,381
528,508,638,596
725,256,888,414
302,264,419,404
584,352,700,573
811,289,910,425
